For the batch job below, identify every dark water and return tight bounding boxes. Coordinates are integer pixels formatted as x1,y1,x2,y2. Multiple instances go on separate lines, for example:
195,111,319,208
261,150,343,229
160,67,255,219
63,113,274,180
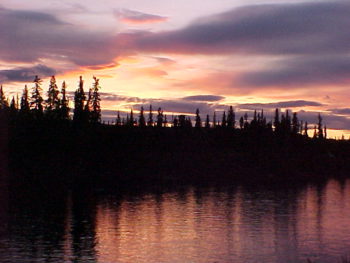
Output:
1,179,350,263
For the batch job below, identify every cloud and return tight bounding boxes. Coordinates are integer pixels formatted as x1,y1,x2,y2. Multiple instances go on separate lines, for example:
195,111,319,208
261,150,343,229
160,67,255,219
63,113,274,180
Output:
238,100,323,110
328,108,350,115
114,9,167,24
182,95,225,102
0,64,56,83
236,55,350,87
0,7,119,67
124,1,350,56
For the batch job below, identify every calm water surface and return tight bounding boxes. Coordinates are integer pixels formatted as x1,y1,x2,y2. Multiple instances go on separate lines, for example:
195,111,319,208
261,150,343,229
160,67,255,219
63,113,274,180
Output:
1,179,350,263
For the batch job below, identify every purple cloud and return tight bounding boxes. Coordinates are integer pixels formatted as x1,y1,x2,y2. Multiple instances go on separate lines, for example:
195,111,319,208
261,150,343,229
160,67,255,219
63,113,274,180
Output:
0,7,119,67
114,9,167,24
0,64,56,83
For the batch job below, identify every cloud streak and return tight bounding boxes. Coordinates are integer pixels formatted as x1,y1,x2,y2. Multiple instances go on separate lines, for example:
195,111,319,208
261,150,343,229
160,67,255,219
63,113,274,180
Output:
0,64,56,83
114,9,167,24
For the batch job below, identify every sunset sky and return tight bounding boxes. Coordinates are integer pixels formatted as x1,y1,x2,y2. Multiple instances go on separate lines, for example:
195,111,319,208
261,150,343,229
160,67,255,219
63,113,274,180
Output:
1,0,350,137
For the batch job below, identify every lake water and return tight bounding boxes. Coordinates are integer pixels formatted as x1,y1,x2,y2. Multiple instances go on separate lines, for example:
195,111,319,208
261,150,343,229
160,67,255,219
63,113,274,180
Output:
1,179,350,263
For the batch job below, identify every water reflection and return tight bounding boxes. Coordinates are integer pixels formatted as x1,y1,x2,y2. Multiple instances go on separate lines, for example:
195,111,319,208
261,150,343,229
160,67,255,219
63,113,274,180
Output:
1,179,350,263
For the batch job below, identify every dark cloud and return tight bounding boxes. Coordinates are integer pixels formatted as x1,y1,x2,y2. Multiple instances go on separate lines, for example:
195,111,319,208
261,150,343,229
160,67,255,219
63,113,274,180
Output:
238,100,323,110
127,1,350,56
237,56,350,87
114,9,167,24
0,64,56,82
328,108,350,115
182,95,225,102
0,7,119,67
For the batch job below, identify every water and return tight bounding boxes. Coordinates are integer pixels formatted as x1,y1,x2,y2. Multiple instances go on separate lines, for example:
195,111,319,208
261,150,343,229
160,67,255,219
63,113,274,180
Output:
1,179,350,263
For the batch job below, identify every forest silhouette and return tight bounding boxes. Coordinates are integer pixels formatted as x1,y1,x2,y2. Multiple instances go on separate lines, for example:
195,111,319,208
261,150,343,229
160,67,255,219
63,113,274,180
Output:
1,75,350,189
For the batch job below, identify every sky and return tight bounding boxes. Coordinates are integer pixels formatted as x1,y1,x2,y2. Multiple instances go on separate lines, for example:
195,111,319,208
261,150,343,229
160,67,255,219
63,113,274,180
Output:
1,0,350,137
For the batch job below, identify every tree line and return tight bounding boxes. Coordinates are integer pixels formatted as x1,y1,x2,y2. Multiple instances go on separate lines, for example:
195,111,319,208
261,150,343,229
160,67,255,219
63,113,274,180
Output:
0,75,326,139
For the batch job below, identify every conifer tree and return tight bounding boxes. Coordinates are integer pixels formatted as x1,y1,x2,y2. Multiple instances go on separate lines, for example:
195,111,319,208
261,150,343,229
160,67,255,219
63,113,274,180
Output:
213,111,217,128
195,108,201,128
148,105,154,126
9,96,18,119
20,85,30,117
317,113,323,139
90,76,101,124
73,76,86,122
274,108,280,132
239,116,244,129
127,109,135,127
30,76,44,119
139,106,146,127
292,112,299,134
116,111,121,126
163,114,168,127
221,111,227,127
227,106,235,128
0,85,9,110
46,76,60,117
157,107,163,127
59,81,69,120
304,122,309,137
205,114,210,128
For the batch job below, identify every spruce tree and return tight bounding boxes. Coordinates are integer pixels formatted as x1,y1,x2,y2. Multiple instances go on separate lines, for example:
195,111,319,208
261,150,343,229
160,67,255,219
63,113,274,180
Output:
148,105,154,126
317,113,323,139
139,106,146,127
0,85,9,110
195,108,201,128
227,106,235,128
90,77,101,124
221,111,227,127
239,116,244,129
292,112,299,134
46,76,60,118
30,76,44,119
20,85,30,118
205,114,210,128
116,111,121,126
59,81,70,120
274,108,280,133
73,76,86,123
213,111,217,128
157,107,163,127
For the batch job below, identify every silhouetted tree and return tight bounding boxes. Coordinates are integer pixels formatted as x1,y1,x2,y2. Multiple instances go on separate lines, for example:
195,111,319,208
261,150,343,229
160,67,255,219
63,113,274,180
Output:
30,76,44,119
213,111,217,128
115,111,121,126
73,76,86,123
239,116,244,129
19,85,30,118
0,85,9,110
324,125,327,139
139,106,146,127
292,112,299,134
221,111,227,127
195,108,201,128
9,96,18,119
304,122,309,137
127,109,134,127
227,106,235,128
46,76,60,118
148,105,154,126
317,113,323,139
164,114,168,127
59,81,69,120
157,107,163,127
274,108,280,133
205,114,210,128
90,76,101,124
